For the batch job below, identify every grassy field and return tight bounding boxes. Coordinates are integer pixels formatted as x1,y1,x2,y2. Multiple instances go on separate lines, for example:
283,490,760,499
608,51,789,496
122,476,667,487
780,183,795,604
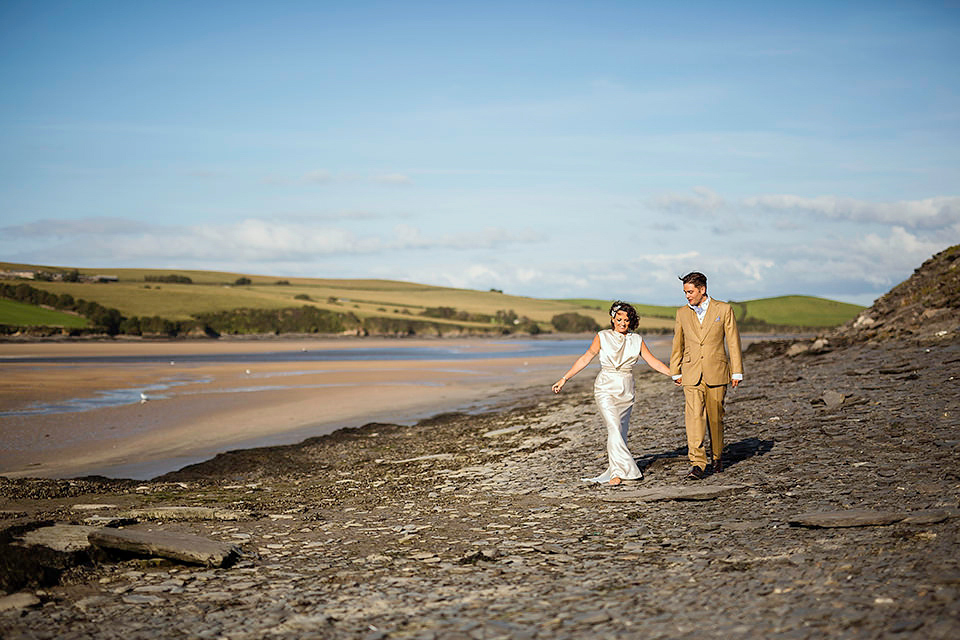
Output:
0,298,89,328
0,262,864,331
557,299,678,319
730,295,865,328
0,262,638,331
565,294,865,329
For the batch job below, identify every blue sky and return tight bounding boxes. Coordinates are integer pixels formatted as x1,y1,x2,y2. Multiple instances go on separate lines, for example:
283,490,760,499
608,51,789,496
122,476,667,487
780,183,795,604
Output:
1,1,958,306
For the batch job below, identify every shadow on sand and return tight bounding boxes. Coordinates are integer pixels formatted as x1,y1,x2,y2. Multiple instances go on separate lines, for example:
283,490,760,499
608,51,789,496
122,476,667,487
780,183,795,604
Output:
636,436,774,475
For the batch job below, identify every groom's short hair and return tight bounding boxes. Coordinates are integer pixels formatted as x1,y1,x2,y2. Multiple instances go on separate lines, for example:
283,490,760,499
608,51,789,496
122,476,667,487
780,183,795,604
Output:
680,271,707,290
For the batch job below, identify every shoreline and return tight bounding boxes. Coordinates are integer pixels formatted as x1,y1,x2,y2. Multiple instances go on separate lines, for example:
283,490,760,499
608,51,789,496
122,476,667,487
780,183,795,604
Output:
2,336,613,480
0,333,802,481
0,350,575,481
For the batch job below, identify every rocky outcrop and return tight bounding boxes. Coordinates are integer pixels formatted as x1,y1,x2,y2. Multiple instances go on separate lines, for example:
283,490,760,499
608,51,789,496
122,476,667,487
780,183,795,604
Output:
833,244,959,343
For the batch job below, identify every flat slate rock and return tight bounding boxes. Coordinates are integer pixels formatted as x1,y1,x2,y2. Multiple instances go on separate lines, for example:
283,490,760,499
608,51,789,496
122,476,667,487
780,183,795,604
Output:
483,424,530,437
383,453,455,464
15,524,99,553
900,509,952,524
788,509,906,528
601,484,749,503
83,515,137,527
822,390,846,408
88,528,240,567
0,592,41,612
124,506,251,521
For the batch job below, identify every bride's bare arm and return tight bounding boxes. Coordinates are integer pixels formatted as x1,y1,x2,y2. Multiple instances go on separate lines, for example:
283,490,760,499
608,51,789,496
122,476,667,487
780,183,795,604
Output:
640,341,671,376
552,334,601,393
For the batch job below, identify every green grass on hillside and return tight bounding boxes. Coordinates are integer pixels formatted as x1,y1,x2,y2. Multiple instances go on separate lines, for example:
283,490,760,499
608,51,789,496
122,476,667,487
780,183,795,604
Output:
558,299,677,319
563,294,863,329
0,299,89,328
730,295,864,328
1,262,863,331
2,262,653,330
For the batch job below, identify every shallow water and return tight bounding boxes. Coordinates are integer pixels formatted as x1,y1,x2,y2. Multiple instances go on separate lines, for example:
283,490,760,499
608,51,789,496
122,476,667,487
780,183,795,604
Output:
0,333,791,419
0,338,588,364
0,339,591,418
0,334,789,479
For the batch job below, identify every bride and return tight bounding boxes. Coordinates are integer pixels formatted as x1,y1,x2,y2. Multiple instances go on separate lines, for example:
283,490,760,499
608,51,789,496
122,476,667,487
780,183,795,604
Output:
552,301,673,485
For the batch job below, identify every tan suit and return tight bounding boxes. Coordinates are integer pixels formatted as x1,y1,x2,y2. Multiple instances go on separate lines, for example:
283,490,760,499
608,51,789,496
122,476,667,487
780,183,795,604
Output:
670,298,743,469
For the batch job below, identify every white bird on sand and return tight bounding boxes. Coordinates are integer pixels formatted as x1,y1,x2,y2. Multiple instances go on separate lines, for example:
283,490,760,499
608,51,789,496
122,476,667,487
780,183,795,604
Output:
245,369,251,375
140,392,149,403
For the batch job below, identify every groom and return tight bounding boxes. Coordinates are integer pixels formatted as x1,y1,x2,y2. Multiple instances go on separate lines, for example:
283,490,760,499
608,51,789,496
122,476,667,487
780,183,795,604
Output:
670,272,743,480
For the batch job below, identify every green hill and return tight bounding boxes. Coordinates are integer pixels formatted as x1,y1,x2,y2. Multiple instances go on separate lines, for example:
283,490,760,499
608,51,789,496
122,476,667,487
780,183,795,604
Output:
557,299,677,320
0,299,89,329
558,295,864,330
0,262,863,335
0,262,637,335
729,295,865,328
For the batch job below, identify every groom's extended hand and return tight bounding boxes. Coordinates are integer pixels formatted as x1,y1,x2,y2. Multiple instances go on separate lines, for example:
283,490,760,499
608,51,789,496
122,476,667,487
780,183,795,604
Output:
731,378,740,388
674,377,682,386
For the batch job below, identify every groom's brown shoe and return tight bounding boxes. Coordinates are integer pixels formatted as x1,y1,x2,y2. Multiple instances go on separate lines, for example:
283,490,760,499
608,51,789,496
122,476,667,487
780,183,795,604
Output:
712,458,723,473
686,466,705,480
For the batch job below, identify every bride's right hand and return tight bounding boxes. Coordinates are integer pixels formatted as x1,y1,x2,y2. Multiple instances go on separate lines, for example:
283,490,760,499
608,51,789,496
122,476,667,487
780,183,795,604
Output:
552,378,566,393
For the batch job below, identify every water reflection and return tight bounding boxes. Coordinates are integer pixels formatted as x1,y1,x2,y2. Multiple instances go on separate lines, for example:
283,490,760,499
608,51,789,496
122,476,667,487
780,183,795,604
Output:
0,378,202,417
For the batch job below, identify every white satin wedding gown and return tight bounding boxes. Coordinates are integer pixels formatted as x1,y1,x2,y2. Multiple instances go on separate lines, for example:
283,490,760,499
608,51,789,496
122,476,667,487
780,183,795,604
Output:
583,329,644,483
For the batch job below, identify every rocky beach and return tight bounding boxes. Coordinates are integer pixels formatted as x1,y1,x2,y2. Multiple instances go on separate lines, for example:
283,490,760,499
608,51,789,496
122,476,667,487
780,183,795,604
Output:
2,247,959,639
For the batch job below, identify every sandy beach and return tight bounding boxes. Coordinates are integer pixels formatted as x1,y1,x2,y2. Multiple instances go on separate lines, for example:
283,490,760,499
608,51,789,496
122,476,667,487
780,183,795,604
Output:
1,337,604,480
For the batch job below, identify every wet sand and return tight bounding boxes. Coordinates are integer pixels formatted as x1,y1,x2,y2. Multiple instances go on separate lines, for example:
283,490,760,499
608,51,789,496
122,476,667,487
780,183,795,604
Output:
0,334,784,480
0,338,590,480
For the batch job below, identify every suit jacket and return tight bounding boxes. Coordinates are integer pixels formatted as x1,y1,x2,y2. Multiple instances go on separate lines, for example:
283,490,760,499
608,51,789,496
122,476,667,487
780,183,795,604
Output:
670,298,743,387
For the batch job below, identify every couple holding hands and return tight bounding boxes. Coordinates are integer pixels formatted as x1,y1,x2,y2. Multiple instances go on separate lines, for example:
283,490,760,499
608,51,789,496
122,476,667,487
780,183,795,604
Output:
552,272,744,484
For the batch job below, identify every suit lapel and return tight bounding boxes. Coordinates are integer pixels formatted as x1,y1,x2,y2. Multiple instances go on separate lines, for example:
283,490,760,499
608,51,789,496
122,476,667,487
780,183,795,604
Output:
707,301,725,336
685,306,703,340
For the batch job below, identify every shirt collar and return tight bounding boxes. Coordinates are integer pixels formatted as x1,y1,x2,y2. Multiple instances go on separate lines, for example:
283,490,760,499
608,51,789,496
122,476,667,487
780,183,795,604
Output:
689,296,711,313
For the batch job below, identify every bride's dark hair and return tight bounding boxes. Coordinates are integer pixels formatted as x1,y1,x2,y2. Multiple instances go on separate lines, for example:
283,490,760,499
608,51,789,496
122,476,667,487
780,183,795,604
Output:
609,300,639,331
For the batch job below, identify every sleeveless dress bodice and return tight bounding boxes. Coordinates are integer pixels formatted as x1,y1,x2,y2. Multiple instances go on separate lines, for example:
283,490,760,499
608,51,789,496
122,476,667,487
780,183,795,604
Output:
597,329,643,372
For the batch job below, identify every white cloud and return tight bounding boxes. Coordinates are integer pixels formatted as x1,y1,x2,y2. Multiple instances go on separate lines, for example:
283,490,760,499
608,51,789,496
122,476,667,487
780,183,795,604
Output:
743,194,960,229
303,169,334,184
395,250,706,301
649,187,725,214
714,225,952,302
294,170,413,186
1,217,158,237
855,225,946,271
1,217,543,266
374,173,412,185
280,210,400,222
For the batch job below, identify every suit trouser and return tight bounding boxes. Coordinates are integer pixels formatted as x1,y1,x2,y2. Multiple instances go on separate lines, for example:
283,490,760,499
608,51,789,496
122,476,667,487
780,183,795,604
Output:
683,378,727,469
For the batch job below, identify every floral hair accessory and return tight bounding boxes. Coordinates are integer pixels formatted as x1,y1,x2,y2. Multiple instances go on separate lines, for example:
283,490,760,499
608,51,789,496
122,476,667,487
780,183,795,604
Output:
610,302,624,317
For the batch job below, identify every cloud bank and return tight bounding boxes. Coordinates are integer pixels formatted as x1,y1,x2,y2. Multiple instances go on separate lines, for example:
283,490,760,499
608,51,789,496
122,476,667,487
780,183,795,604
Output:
743,195,960,229
2,189,957,307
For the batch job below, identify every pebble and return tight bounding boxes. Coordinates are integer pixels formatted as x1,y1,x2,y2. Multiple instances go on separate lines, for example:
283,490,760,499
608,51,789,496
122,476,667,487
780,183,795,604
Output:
0,592,41,612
